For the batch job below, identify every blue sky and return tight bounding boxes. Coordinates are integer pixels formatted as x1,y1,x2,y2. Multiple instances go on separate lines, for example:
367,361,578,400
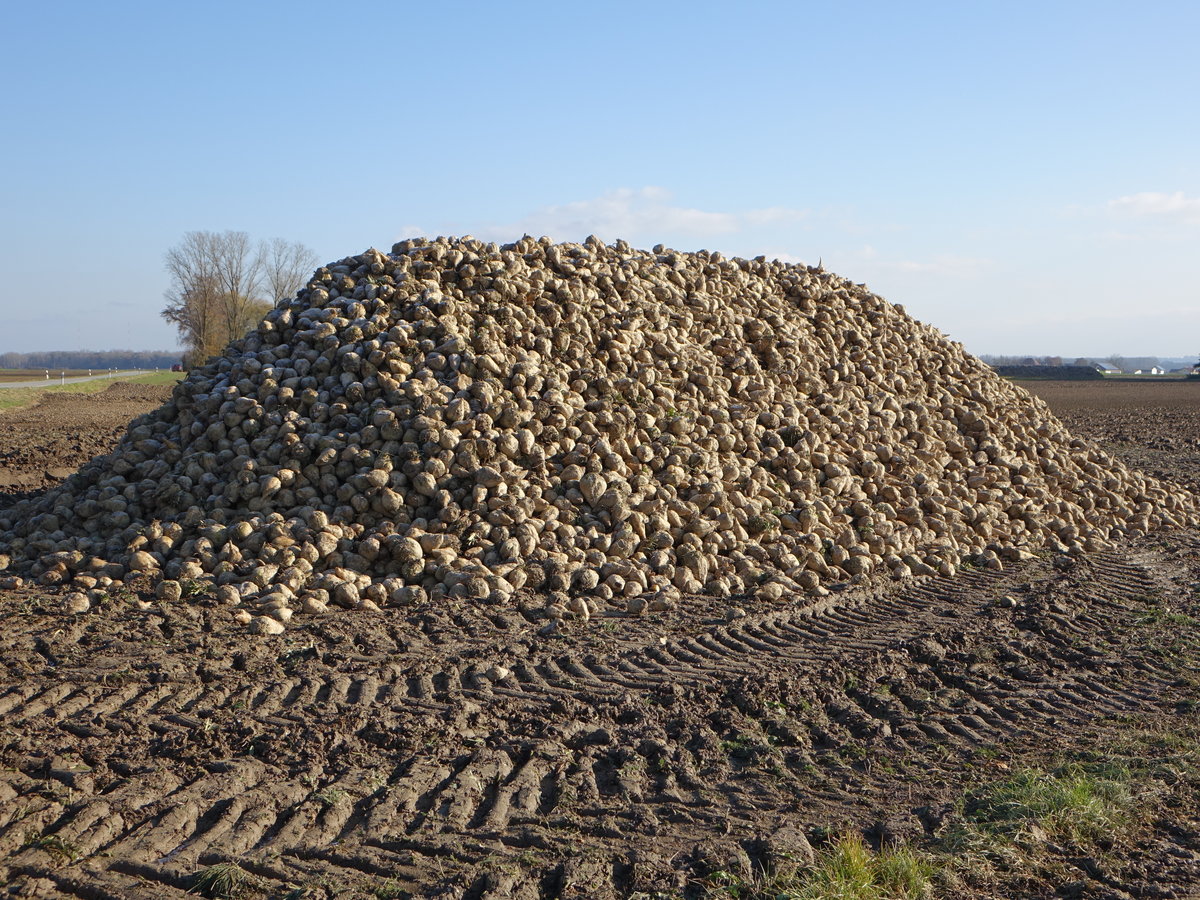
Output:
1,1,1197,358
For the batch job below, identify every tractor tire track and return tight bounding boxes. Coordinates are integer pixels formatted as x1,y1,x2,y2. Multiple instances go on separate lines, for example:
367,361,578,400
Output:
2,548,1197,898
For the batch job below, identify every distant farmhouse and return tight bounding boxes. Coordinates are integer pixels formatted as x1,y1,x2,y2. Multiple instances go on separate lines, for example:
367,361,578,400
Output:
1116,357,1166,374
982,355,1189,379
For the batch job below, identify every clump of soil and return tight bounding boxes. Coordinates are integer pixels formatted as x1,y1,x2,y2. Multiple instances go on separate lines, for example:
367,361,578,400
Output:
0,238,1196,628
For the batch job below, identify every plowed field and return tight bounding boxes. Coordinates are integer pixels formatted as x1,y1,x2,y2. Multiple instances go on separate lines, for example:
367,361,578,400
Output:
2,380,1200,899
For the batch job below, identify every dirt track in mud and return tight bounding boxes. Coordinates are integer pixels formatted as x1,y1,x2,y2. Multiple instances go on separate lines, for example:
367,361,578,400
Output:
2,380,1200,899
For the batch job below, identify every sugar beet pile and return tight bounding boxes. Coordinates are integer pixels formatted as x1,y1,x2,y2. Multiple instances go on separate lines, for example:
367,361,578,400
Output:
2,236,1197,626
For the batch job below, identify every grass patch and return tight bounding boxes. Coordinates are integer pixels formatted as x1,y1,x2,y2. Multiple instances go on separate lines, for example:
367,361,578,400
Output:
180,578,210,601
188,861,256,898
0,389,44,412
795,834,931,899
312,785,348,808
1135,606,1200,629
933,759,1154,890
953,763,1134,847
21,830,80,863
704,833,931,899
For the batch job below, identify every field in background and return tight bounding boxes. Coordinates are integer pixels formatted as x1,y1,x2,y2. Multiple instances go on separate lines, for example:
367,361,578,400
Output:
0,371,181,414
1103,373,1193,381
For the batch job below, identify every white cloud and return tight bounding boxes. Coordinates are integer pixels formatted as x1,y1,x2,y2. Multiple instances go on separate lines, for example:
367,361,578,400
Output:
393,224,425,241
1108,191,1200,224
474,187,808,244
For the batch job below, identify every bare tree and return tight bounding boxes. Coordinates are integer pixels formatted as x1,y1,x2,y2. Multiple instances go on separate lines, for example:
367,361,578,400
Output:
208,231,263,343
261,237,320,305
163,234,229,365
162,273,222,366
162,231,318,366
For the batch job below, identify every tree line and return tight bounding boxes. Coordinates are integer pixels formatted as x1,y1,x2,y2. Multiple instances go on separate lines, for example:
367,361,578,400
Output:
0,350,180,371
161,231,318,368
981,355,1078,367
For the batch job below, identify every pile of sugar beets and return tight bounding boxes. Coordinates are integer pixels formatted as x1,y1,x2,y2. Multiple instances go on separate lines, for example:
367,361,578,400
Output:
1,236,1196,629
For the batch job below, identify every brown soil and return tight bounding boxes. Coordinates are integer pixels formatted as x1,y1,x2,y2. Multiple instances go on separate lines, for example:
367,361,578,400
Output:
2,380,1200,899
0,383,175,498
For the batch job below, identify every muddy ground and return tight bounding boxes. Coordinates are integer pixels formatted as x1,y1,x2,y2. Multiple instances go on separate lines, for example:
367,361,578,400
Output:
0,384,176,496
1,379,1199,899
